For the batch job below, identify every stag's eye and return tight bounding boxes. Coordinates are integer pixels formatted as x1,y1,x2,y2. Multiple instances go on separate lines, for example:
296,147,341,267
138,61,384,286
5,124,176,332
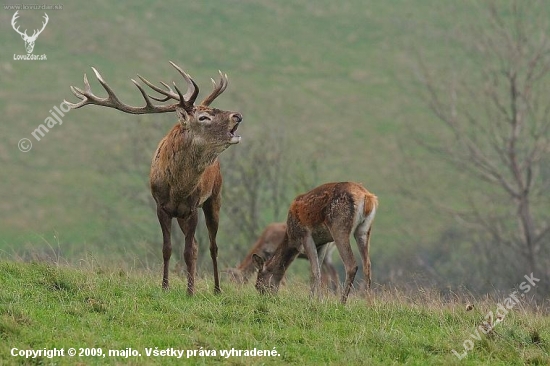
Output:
198,115,211,122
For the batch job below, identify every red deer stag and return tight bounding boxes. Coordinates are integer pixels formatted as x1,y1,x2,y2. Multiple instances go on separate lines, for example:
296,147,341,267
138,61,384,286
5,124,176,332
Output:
65,62,242,295
253,182,377,304
225,222,339,291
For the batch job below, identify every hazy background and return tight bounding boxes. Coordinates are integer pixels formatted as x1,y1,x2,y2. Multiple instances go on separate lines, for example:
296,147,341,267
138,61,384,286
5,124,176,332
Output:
1,0,549,295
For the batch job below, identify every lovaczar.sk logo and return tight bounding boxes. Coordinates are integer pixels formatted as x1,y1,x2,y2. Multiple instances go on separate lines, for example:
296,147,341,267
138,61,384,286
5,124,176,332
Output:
11,10,48,61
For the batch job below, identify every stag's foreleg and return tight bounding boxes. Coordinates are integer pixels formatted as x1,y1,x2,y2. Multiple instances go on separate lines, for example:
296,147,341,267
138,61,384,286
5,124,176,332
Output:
178,212,198,295
157,206,173,290
203,194,222,294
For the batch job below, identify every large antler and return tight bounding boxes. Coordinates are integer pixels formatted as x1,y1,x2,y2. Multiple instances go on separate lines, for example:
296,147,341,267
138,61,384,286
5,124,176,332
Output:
64,61,200,114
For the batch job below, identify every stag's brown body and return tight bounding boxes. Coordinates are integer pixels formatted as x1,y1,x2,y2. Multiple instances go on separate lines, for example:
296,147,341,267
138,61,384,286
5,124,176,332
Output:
254,182,377,304
150,107,239,294
66,62,242,295
226,222,339,290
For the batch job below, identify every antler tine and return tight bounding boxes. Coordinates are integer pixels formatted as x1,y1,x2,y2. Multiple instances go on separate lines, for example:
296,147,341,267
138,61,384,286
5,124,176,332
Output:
64,72,100,109
82,72,91,93
148,81,175,102
169,61,199,106
200,70,229,106
145,81,177,102
137,75,179,102
91,67,123,104
172,81,186,103
63,84,90,109
131,79,156,108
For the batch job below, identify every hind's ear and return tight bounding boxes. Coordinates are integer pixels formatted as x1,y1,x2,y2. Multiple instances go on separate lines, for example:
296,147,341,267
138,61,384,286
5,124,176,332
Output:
252,253,265,270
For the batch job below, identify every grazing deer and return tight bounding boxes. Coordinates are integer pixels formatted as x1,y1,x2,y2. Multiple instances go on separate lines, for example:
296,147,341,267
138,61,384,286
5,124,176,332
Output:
65,62,243,295
11,11,49,53
225,222,339,291
253,182,377,304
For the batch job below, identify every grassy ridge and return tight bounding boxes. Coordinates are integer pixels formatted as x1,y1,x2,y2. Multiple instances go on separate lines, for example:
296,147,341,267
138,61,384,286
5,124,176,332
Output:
0,261,548,365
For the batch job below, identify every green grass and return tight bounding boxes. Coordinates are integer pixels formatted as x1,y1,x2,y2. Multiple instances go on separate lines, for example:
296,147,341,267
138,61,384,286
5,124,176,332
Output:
2,0,549,338
0,260,548,365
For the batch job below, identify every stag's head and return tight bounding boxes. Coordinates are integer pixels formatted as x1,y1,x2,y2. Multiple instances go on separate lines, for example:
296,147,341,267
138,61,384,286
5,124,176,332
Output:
173,71,242,153
253,254,283,295
64,62,242,150
11,11,49,54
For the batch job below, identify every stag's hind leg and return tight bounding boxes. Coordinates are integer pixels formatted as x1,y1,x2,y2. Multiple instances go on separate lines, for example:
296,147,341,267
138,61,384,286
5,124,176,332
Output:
177,212,198,295
157,206,173,290
203,195,221,294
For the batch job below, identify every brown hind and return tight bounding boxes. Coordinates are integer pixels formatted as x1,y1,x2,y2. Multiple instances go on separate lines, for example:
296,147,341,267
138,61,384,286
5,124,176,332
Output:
253,182,377,304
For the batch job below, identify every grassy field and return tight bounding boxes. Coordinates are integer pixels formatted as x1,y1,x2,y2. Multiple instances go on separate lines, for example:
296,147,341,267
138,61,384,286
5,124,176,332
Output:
1,2,548,278
0,0,477,271
1,260,548,365
2,2,550,363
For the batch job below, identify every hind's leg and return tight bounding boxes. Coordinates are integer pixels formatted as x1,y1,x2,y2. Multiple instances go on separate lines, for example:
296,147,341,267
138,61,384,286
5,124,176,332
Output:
354,222,372,290
302,233,322,299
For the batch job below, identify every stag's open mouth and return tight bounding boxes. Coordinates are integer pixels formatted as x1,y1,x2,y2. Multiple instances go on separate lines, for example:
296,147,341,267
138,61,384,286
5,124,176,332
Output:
228,123,241,144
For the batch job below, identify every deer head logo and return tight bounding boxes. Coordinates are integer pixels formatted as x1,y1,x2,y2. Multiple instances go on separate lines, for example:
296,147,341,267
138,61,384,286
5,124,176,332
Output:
11,11,49,54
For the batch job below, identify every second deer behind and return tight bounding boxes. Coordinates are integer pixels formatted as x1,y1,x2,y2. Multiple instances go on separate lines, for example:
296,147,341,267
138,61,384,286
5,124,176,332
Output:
225,222,339,291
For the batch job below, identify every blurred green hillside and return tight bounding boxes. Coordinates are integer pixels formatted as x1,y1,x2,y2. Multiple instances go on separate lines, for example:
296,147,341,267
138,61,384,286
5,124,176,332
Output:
1,1,546,292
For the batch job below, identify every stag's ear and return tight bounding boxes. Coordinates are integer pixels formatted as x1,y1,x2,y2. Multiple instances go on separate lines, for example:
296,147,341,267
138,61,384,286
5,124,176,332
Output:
252,253,265,271
175,107,190,128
